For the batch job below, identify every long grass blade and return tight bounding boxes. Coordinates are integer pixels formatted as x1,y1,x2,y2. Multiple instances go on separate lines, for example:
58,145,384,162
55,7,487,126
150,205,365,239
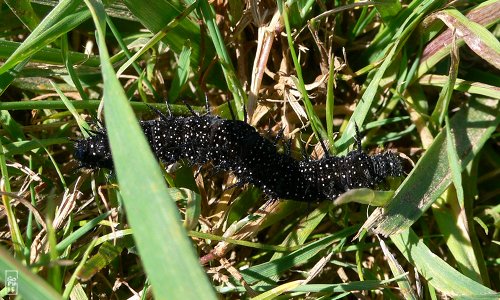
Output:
83,1,216,298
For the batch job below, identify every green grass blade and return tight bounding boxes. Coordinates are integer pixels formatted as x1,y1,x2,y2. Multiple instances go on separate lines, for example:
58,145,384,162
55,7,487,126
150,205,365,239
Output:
62,238,97,299
84,1,216,298
241,226,358,284
269,201,329,261
106,15,159,100
0,0,89,75
280,1,328,145
391,229,496,297
417,0,499,77
46,216,62,293
198,0,247,119
4,0,41,31
251,280,304,300
181,187,202,231
334,189,395,207
445,115,464,207
418,75,500,98
0,141,26,257
0,247,62,299
362,97,500,236
60,34,88,101
378,236,418,299
51,81,90,136
0,58,30,96
74,241,123,282
0,110,25,141
168,41,192,102
115,1,198,78
55,211,112,253
430,33,459,127
374,0,401,22
325,53,336,147
217,277,407,294
0,40,100,67
3,138,71,157
433,8,500,70
336,0,439,153
0,100,202,115
121,0,207,68
432,190,484,284
364,0,445,62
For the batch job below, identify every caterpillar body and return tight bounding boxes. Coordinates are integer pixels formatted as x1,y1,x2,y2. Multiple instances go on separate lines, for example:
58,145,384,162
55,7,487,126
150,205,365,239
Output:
74,112,404,202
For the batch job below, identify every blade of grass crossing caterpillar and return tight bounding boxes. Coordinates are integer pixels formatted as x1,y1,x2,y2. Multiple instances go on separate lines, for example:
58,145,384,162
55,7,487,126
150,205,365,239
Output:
83,1,216,298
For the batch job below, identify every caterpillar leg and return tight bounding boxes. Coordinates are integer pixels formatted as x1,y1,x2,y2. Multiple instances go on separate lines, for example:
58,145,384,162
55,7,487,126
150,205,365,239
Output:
271,127,292,156
274,127,285,145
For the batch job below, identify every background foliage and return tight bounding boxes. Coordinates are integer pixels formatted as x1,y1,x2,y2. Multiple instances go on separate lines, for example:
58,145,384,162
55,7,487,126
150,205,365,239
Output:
0,0,499,299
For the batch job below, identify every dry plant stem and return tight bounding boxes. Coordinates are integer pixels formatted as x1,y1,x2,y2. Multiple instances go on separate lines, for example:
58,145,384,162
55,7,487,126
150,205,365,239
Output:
234,13,252,94
220,258,258,296
212,174,238,231
248,10,282,122
30,176,85,263
97,185,119,245
307,23,330,75
418,1,500,77
0,192,47,231
200,200,282,265
336,264,368,299
405,96,434,149
305,252,333,283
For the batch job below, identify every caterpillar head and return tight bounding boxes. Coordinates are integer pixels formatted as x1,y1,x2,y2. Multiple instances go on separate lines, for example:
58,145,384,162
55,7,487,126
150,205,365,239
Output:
74,129,113,170
370,151,404,182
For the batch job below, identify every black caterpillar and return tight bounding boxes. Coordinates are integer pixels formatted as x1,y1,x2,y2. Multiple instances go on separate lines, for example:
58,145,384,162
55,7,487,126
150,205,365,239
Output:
74,109,404,202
